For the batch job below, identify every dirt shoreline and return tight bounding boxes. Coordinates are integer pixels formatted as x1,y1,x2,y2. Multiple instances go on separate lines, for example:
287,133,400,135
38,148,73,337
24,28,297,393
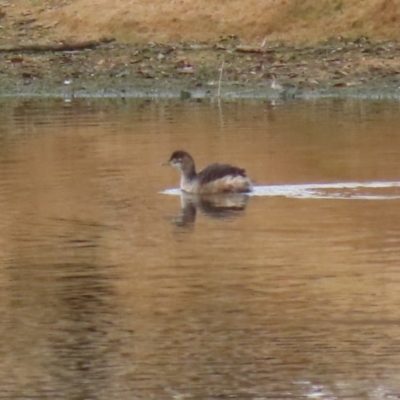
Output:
2,0,400,100
2,38,400,100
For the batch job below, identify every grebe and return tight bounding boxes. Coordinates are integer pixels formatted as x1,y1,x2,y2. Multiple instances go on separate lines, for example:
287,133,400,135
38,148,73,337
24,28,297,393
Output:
162,150,253,194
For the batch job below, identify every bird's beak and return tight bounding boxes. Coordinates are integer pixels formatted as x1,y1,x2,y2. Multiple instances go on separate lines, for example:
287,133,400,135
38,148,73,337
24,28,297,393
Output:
160,161,170,166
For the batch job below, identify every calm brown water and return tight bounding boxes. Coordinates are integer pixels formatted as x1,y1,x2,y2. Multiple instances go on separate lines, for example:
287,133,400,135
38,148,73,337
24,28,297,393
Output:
1,98,400,399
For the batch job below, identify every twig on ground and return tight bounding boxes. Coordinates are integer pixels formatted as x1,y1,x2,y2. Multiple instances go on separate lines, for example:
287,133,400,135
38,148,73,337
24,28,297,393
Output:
261,36,267,47
0,37,114,53
217,58,225,98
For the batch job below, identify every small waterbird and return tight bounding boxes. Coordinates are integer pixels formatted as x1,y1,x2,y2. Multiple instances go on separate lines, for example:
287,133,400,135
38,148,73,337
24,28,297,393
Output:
162,150,253,194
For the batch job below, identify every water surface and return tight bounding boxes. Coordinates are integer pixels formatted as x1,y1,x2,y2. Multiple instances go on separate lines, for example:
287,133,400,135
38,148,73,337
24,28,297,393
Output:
0,98,400,399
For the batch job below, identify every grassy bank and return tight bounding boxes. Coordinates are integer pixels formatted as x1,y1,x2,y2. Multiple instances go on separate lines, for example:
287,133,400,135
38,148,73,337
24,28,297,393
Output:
1,0,400,98
5,0,400,45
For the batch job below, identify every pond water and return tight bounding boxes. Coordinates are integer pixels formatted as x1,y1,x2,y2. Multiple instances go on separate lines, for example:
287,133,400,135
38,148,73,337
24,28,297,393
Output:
1,97,400,399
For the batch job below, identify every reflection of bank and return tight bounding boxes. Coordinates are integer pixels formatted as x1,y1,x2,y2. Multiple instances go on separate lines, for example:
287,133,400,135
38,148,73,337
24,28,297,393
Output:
173,192,250,226
3,221,118,399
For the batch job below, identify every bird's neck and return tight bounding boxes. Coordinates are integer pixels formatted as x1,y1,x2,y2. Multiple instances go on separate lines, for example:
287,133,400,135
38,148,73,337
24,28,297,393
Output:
181,163,197,181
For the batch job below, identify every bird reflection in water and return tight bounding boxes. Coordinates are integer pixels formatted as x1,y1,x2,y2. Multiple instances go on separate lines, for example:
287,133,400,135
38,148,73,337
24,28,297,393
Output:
173,192,250,227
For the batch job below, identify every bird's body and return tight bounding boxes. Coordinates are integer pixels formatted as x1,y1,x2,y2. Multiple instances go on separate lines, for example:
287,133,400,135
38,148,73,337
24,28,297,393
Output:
163,150,253,194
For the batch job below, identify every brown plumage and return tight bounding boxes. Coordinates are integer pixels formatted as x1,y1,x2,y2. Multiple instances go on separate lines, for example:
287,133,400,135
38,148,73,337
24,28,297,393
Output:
197,163,248,185
162,150,253,194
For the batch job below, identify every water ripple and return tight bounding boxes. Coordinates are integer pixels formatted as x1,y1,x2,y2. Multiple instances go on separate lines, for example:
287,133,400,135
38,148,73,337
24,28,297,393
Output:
162,181,400,200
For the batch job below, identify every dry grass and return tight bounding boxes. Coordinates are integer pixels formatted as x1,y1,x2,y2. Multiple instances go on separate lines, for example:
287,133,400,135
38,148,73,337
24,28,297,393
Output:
7,0,400,43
